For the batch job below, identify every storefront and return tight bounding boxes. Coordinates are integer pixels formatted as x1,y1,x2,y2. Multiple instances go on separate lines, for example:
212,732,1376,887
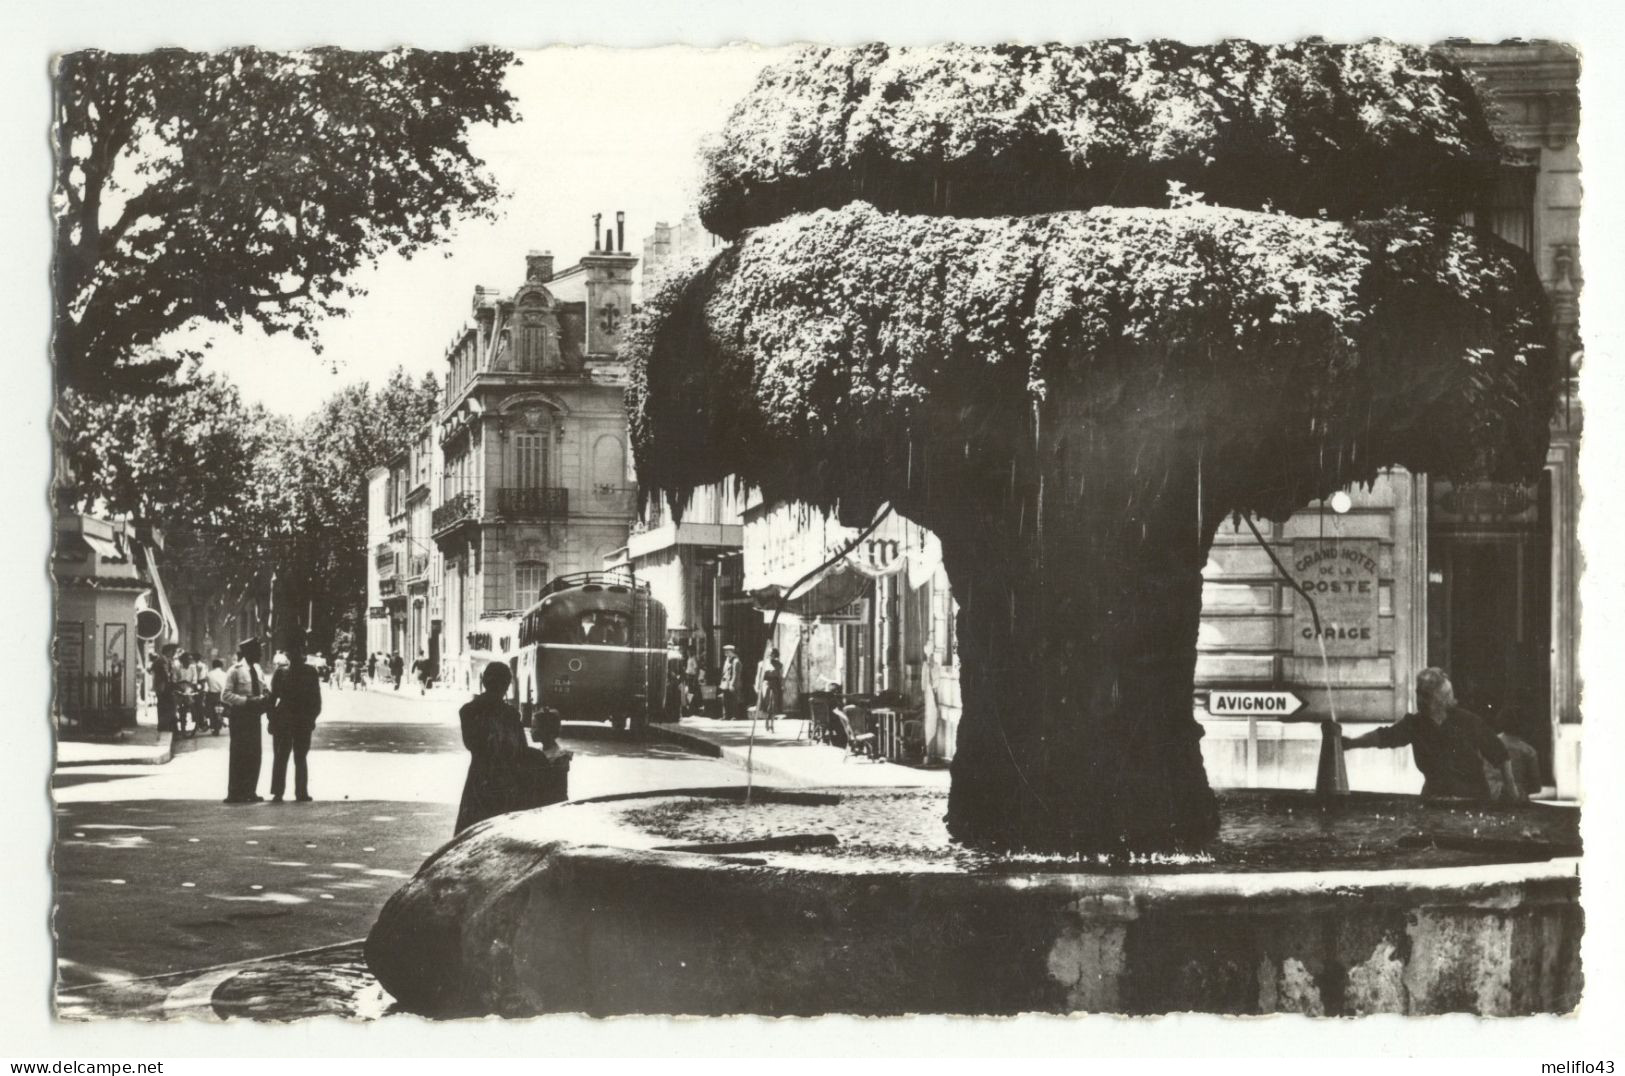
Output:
741,501,962,759
52,515,172,732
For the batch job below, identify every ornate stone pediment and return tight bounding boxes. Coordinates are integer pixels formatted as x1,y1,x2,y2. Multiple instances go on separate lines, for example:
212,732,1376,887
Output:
497,392,570,416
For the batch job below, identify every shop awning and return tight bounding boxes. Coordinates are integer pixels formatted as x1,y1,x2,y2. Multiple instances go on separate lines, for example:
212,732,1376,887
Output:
81,533,123,561
750,562,871,619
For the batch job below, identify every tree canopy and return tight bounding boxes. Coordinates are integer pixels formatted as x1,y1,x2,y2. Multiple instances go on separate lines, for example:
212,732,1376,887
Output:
700,42,1504,239
270,368,442,649
63,367,441,654
53,47,517,396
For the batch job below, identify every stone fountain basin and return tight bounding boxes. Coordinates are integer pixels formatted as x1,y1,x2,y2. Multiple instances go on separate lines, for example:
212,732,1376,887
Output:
365,787,1581,1018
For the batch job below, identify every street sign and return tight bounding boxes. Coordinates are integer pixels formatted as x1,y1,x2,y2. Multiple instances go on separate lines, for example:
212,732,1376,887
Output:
1208,691,1304,718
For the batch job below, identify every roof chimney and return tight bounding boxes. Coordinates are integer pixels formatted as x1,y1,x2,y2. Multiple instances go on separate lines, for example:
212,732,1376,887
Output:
526,250,554,283
616,211,626,255
593,212,602,252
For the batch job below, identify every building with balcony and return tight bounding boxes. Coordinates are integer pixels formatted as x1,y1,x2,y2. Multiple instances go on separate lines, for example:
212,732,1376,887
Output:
428,219,641,688
363,466,391,657
377,448,413,658
401,423,443,670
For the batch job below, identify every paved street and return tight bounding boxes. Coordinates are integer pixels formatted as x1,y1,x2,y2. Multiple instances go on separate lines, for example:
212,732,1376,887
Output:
51,684,746,1005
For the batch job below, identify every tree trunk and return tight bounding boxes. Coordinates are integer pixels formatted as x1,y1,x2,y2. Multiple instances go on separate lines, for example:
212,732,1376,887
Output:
940,369,1222,854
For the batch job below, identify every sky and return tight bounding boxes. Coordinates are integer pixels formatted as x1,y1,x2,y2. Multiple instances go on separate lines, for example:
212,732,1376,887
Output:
193,45,790,417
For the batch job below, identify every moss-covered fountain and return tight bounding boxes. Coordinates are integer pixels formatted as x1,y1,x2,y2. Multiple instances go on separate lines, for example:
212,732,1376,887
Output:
367,42,1580,1017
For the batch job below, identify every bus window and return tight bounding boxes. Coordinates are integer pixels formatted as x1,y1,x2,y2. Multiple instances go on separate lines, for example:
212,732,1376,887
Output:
582,611,631,646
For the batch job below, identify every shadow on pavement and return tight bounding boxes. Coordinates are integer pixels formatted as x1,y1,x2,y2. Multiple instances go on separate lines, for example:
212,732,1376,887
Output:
53,797,455,990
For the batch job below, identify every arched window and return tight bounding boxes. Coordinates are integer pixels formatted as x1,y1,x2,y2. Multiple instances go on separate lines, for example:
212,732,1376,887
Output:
513,292,559,371
514,561,548,611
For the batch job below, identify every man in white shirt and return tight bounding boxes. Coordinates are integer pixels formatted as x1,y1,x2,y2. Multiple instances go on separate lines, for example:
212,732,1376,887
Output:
222,637,271,803
719,644,742,721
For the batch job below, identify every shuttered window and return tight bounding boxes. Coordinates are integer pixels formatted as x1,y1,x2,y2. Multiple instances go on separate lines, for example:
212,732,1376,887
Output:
515,432,547,489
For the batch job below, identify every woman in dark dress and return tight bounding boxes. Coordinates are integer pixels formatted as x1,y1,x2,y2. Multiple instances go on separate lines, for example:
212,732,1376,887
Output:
456,662,556,834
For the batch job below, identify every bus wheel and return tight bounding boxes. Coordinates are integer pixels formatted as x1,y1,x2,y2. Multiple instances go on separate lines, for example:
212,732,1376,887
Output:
611,715,627,733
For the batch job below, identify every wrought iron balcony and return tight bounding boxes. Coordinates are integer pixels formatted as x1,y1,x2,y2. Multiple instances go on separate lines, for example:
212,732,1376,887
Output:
432,490,481,534
379,577,402,598
494,486,568,520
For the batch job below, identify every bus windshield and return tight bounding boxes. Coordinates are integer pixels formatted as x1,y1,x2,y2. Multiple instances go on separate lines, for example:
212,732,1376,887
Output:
541,609,632,646
582,611,631,646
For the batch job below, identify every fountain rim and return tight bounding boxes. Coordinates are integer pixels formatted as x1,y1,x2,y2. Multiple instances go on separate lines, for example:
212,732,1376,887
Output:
482,784,1582,896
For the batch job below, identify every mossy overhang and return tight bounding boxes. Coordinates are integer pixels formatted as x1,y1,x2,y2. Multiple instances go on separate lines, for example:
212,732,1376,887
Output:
699,42,1507,240
626,200,1555,529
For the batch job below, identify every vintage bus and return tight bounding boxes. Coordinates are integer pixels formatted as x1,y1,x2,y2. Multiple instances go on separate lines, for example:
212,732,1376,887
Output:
514,570,670,734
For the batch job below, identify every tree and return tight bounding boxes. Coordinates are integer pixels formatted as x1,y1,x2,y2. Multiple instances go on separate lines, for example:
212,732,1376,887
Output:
628,43,1558,854
60,373,287,653
62,367,440,658
268,368,441,652
53,48,517,396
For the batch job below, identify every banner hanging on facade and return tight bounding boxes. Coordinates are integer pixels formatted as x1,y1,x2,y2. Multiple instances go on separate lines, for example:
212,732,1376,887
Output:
1290,538,1381,658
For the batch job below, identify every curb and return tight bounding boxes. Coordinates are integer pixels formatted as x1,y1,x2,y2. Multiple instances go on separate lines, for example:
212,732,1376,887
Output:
645,722,808,787
56,938,370,996
55,731,175,768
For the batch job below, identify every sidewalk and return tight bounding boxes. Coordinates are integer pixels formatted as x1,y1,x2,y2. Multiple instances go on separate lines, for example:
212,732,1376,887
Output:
651,716,950,790
56,703,174,767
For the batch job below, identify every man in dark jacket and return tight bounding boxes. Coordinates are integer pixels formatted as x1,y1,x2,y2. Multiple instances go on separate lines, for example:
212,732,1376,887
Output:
269,636,323,803
1344,668,1523,801
151,643,179,732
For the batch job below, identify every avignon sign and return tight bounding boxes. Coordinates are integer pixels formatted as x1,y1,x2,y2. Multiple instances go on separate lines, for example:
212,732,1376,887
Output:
1208,691,1305,717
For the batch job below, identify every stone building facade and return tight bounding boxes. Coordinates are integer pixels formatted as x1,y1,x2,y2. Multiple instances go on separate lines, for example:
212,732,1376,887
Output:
364,226,643,688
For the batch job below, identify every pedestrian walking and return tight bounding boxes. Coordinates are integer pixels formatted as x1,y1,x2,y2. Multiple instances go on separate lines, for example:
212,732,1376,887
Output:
683,645,700,715
204,658,228,735
455,662,563,834
151,643,180,732
367,652,378,683
221,637,271,803
413,650,432,695
757,647,785,732
719,644,742,721
268,636,322,803
390,652,405,690
665,645,685,721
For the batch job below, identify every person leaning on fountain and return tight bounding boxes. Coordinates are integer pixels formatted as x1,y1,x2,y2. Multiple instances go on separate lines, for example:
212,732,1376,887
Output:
1342,668,1524,802
455,661,568,835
